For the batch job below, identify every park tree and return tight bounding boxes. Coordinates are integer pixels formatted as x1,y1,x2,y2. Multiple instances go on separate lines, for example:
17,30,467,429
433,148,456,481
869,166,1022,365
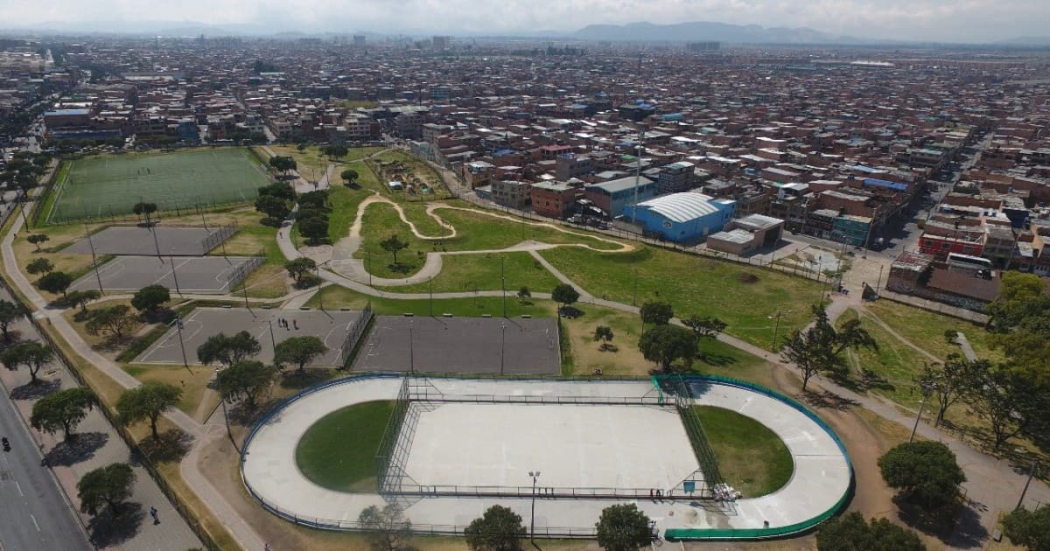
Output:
380,234,409,266
214,361,279,411
27,233,49,251
358,503,413,551
1,341,55,384
595,504,652,551
639,300,674,326
132,201,158,225
30,387,96,441
341,168,359,185
878,441,966,511
66,290,101,315
285,257,317,283
258,182,296,202
116,382,182,439
986,271,1050,333
551,283,580,315
681,314,727,357
917,354,986,427
816,512,925,551
26,257,53,275
0,299,29,342
464,504,525,551
517,286,531,304
85,304,136,339
781,306,878,392
323,144,349,159
1001,505,1050,551
255,194,291,224
77,463,135,517
197,331,262,367
299,215,329,245
268,155,297,175
131,284,170,315
639,324,698,373
274,336,328,373
593,326,614,342
36,270,73,299
298,190,330,210
965,367,1042,452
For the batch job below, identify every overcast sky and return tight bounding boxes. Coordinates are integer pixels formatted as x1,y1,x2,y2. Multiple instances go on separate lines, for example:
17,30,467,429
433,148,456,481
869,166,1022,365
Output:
2,0,1046,43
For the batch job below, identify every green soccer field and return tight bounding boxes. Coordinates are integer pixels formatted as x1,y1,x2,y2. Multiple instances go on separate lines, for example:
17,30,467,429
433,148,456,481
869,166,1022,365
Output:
47,148,271,224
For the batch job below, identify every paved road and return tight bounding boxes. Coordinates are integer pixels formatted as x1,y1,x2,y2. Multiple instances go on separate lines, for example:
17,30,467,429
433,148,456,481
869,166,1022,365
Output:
0,387,91,551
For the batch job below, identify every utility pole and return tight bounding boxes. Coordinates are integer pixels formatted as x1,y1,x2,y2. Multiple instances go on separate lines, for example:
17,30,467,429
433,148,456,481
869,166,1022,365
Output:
151,222,162,258
875,264,884,294
501,255,506,318
317,266,324,311
409,320,415,374
267,319,277,353
428,277,433,317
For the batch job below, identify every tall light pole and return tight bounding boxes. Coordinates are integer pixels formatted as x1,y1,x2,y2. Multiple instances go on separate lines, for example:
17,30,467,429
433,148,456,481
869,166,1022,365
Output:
501,255,506,318
529,471,541,542
1016,460,1040,511
770,311,782,352
630,125,645,227
910,376,931,443
267,319,277,353
408,319,415,374
84,224,104,293
170,256,182,295
175,317,188,370
500,322,506,376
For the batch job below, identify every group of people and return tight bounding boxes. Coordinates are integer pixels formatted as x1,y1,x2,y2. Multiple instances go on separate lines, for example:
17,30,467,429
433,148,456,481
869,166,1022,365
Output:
276,317,298,330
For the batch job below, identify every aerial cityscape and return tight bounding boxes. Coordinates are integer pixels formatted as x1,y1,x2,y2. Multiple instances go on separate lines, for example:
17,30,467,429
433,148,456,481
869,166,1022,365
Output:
1,3,1050,551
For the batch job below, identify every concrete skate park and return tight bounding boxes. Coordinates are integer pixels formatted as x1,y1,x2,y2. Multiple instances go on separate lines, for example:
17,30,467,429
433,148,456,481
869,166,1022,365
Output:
241,375,852,540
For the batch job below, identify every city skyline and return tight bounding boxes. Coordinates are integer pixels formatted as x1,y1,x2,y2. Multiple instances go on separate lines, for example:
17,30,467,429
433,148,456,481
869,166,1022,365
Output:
2,0,1049,44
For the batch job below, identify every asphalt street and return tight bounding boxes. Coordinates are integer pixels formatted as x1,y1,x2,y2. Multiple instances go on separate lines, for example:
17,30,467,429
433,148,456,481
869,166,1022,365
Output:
0,389,91,551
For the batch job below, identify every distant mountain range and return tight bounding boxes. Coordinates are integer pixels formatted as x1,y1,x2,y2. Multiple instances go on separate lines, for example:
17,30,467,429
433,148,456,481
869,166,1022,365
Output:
573,21,862,44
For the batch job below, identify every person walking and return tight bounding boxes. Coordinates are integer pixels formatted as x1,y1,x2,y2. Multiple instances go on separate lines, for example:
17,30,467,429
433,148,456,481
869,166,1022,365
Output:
150,506,159,524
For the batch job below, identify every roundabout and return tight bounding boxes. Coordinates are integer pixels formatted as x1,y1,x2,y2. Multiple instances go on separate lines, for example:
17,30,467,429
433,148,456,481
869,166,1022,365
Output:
241,375,852,539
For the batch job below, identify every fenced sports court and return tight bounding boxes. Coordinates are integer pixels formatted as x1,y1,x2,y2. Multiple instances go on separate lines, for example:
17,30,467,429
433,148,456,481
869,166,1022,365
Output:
64,224,237,257
47,148,270,224
353,316,561,375
68,255,264,294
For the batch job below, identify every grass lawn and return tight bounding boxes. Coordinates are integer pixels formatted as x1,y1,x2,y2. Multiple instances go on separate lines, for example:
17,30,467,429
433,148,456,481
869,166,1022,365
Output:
377,252,560,295
692,405,794,497
305,285,555,319
294,400,394,492
837,308,934,409
124,364,216,418
355,202,623,279
865,300,1003,364
49,148,270,223
540,246,820,348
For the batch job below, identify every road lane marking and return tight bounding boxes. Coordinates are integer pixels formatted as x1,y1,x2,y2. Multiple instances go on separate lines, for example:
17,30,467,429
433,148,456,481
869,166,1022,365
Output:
29,514,40,532
14,481,23,497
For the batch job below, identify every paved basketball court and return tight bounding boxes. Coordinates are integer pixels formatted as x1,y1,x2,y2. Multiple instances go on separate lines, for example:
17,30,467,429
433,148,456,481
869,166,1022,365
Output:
65,225,233,256
135,307,363,367
68,255,261,294
352,316,561,375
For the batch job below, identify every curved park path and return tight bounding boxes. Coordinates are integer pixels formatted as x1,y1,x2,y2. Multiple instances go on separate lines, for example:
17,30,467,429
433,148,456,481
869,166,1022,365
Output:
316,193,632,287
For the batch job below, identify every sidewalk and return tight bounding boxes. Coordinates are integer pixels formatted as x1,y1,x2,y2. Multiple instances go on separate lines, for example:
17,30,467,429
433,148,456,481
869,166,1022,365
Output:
2,193,267,551
0,284,202,550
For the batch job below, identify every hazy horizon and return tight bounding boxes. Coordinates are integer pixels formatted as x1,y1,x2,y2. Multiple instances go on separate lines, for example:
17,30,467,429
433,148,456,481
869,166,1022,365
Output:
1,0,1047,44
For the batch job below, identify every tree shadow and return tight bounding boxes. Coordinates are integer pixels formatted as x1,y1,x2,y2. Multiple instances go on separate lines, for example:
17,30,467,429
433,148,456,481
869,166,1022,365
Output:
10,378,61,400
803,389,860,411
697,352,738,367
44,432,109,467
138,428,192,464
894,495,989,546
279,368,333,390
139,308,174,325
93,335,136,353
0,329,25,346
87,501,145,548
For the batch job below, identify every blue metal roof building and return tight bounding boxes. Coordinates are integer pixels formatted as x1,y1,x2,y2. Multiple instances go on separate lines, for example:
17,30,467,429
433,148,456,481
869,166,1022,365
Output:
623,192,736,243
862,178,908,192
